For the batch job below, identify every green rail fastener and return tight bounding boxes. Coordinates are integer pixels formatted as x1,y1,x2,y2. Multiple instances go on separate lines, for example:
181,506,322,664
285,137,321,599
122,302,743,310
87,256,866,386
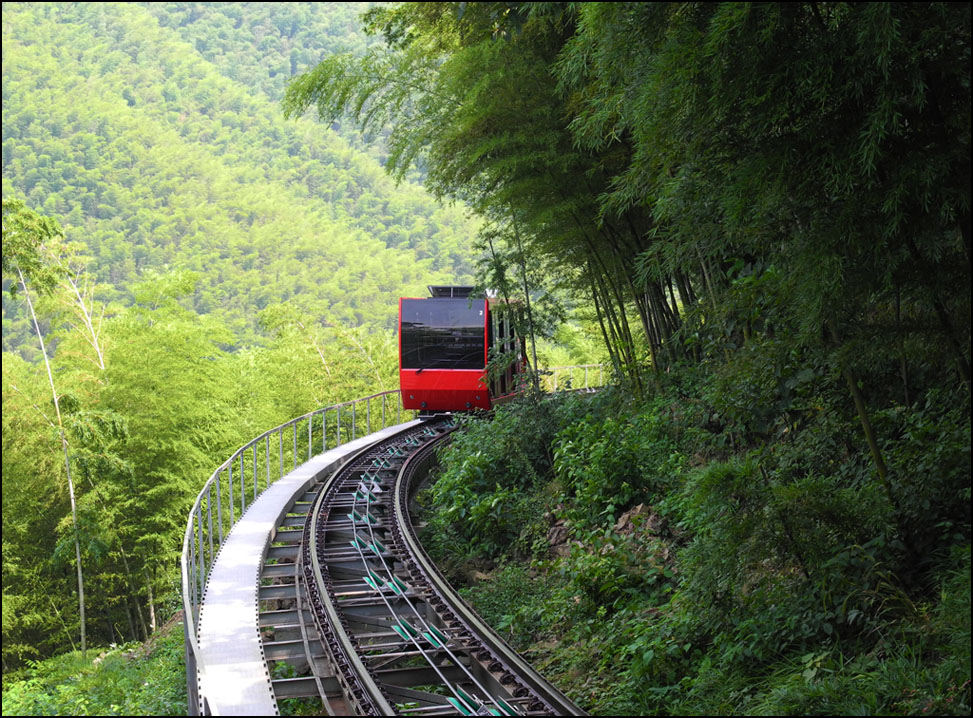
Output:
358,481,382,497
347,510,377,525
363,570,391,593
456,687,481,711
496,698,519,716
386,576,409,595
423,624,447,646
349,537,369,551
391,619,419,643
421,627,446,648
368,540,387,556
446,697,474,716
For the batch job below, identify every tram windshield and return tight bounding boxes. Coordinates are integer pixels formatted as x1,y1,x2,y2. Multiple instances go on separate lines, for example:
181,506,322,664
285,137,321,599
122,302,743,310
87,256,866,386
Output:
401,298,486,370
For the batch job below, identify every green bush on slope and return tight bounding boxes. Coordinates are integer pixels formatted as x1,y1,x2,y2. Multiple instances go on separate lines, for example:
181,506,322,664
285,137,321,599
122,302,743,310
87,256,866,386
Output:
422,376,971,715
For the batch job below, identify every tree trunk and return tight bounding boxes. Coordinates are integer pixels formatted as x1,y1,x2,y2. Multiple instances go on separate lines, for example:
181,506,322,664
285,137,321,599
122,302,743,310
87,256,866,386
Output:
146,570,157,634
510,207,540,394
20,268,86,657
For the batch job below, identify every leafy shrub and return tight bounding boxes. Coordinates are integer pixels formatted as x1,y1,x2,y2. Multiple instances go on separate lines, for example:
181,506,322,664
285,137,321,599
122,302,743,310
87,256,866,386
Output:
557,531,674,613
459,564,568,651
878,390,972,563
425,392,618,563
0,622,186,716
553,399,684,529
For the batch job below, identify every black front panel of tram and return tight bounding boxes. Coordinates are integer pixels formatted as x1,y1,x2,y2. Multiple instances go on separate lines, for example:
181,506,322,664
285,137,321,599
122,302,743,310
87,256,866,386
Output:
400,298,486,370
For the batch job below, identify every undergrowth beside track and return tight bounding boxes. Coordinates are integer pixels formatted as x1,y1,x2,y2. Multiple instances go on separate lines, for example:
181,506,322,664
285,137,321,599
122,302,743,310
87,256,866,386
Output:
418,371,971,715
0,615,186,716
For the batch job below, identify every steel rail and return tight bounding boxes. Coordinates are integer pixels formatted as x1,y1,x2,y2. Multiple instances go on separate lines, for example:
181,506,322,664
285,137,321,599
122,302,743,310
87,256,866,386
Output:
302,420,585,716
394,439,586,717
184,365,604,714
182,390,410,715
303,424,436,715
350,451,516,716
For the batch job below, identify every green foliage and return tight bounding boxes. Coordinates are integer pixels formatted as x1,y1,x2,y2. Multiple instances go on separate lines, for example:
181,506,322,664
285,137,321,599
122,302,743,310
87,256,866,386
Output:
554,404,683,528
878,391,972,559
422,393,610,565
2,252,408,671
423,360,970,715
1,197,66,296
458,563,566,651
558,531,674,614
1,620,186,715
3,2,478,351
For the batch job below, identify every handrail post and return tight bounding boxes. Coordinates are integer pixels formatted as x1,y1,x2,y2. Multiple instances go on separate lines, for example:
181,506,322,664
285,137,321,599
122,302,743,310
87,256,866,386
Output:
239,453,245,515
196,506,205,598
216,469,224,545
206,487,214,568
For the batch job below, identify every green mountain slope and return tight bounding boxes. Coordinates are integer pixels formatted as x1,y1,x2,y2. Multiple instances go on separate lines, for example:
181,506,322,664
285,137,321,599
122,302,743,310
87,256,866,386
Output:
2,2,476,347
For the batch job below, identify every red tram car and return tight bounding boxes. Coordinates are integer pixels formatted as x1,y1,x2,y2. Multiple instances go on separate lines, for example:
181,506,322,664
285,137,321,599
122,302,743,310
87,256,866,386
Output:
399,286,522,413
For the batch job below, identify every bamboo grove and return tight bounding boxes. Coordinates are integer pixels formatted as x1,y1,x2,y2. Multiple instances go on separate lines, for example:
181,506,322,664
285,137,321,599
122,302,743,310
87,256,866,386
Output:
285,2,970,402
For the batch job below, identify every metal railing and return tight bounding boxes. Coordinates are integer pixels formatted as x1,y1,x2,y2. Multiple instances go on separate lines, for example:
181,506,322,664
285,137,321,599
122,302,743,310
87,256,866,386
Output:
180,389,411,714
180,367,606,713
542,363,606,392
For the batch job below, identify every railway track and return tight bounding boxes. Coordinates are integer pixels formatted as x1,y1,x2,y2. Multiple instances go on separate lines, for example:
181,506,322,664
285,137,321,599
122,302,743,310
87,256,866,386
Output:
259,418,582,716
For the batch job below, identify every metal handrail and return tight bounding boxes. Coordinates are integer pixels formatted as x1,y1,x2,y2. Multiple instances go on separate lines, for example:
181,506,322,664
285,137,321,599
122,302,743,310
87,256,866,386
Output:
180,366,606,714
180,389,409,714
543,363,606,392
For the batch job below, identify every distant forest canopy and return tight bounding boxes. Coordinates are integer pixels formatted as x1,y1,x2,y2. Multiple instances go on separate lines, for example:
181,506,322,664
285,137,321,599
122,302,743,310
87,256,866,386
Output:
2,2,479,352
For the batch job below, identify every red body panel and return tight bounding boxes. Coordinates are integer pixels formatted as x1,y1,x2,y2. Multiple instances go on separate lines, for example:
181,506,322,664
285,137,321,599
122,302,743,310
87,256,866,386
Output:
398,296,491,411
400,368,491,411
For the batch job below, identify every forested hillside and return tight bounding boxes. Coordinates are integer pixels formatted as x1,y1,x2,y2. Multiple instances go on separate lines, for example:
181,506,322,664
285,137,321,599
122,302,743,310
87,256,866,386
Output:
2,2,969,715
2,2,477,349
1,1,486,684
287,3,970,715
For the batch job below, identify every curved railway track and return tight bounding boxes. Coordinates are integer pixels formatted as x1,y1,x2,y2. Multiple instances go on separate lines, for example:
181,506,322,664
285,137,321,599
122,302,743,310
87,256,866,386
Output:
281,418,583,716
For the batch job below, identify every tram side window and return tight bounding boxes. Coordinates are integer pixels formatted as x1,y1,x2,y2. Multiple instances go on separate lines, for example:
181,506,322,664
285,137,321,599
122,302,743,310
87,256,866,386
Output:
401,299,486,370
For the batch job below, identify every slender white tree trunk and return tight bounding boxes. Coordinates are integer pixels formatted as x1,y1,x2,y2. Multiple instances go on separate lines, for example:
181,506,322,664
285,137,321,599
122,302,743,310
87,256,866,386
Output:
19,267,86,657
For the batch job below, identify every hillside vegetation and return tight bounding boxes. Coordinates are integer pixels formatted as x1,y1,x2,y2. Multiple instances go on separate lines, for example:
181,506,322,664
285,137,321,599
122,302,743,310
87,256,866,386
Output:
299,3,969,715
1,2,487,682
422,381,969,714
2,2,477,349
2,2,969,715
